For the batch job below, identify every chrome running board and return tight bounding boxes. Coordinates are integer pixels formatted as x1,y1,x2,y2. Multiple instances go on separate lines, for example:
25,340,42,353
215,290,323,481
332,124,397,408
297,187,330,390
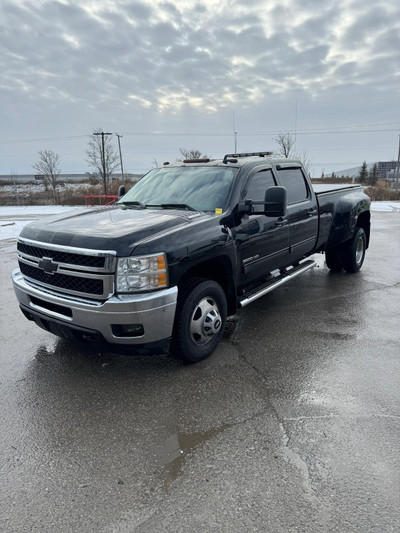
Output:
239,259,316,308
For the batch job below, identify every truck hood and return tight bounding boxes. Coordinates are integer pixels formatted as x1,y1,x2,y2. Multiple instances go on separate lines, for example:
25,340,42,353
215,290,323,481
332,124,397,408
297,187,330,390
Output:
19,206,202,255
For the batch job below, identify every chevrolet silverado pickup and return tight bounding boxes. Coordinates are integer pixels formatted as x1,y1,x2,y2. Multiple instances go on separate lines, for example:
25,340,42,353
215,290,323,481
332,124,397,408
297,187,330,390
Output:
12,152,371,362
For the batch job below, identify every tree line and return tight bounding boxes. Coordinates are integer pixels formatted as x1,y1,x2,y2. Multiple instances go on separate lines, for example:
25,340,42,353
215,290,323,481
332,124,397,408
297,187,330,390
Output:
319,162,378,185
31,133,214,203
357,161,378,186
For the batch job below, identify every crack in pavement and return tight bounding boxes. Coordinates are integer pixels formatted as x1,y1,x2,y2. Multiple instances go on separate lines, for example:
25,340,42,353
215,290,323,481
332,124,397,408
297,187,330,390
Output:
236,345,400,531
283,413,400,421
236,349,332,530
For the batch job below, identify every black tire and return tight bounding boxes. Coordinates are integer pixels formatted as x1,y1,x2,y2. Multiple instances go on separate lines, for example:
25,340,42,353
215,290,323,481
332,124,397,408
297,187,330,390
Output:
325,246,343,271
340,227,366,273
171,278,227,363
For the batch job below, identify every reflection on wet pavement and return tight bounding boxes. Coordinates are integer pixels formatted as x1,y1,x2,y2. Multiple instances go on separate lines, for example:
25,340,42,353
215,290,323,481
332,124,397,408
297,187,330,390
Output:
159,424,230,493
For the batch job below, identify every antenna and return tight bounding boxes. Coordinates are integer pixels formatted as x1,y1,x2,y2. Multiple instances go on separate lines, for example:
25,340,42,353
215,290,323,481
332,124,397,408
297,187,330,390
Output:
233,109,237,153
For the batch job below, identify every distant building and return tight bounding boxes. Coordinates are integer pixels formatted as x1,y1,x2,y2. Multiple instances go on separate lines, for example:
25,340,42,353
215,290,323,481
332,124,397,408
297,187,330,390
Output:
335,161,399,180
376,161,399,180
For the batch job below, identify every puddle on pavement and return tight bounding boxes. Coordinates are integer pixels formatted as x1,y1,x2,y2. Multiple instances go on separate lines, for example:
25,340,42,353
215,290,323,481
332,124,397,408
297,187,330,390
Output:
307,330,356,341
160,424,230,492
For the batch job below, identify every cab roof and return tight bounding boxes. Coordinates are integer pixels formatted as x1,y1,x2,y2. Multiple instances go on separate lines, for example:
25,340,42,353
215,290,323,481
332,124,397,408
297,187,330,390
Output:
162,152,302,170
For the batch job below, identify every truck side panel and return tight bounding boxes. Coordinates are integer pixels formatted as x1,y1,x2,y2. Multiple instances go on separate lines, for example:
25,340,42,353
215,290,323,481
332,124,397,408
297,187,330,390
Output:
315,189,371,252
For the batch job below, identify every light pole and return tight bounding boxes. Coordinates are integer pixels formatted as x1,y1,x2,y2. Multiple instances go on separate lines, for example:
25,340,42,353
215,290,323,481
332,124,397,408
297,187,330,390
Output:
115,133,124,181
93,131,112,194
233,109,237,153
396,134,400,191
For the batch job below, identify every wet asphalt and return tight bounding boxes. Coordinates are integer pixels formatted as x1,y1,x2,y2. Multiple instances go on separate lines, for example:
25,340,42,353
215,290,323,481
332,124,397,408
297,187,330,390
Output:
0,211,399,533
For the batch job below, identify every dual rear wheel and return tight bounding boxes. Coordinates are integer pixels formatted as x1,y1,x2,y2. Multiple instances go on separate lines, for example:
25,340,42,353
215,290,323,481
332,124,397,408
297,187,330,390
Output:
326,227,367,273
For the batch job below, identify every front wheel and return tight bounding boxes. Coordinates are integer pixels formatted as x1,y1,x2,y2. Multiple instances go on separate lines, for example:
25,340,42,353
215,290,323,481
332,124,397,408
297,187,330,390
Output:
340,227,366,273
171,279,227,363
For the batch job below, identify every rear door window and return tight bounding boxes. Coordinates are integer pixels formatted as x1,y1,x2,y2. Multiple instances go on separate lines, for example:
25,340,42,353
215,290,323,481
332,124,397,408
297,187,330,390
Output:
277,168,309,204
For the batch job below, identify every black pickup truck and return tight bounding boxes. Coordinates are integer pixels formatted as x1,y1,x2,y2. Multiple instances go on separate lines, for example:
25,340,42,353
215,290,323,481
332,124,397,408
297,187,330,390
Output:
12,152,371,362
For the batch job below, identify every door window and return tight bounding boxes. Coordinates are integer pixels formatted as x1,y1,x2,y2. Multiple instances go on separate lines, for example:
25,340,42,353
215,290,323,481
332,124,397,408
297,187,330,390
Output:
277,168,309,204
245,170,276,201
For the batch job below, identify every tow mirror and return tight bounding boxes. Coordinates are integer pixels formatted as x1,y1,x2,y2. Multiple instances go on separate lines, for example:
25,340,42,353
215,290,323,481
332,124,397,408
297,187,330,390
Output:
118,185,126,199
238,201,253,215
264,186,287,217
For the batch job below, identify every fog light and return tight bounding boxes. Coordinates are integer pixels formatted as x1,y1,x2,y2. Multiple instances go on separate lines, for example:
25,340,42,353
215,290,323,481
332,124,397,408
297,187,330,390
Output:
111,324,144,338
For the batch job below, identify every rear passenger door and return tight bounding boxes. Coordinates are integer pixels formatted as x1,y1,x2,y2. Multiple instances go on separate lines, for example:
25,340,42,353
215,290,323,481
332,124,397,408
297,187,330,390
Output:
236,168,290,287
275,165,318,263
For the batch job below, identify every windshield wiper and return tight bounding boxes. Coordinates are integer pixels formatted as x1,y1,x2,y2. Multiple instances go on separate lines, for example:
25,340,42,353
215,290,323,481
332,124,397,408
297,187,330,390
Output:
146,203,197,211
119,200,146,209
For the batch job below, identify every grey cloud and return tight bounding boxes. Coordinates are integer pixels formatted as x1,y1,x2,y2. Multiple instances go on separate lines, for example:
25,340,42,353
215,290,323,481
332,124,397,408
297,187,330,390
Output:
224,13,264,29
341,6,394,45
159,1,184,17
294,10,341,45
123,1,153,20
372,30,400,57
332,61,359,79
147,21,182,47
212,25,270,58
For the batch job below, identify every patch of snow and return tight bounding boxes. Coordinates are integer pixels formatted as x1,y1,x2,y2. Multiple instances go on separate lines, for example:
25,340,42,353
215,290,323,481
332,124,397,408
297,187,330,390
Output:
0,205,84,241
0,205,76,216
0,182,94,195
370,201,400,212
0,220,34,241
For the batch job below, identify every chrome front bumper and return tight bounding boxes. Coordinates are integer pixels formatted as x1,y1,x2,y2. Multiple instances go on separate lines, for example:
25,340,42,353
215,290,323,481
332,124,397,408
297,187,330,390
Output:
12,269,178,346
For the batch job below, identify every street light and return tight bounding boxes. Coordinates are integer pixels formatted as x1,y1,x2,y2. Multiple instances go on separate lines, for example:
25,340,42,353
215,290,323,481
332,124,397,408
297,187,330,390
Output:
115,133,124,181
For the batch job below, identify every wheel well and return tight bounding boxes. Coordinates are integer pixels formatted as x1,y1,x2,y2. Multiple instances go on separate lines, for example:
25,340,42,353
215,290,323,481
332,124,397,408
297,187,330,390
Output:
178,256,236,315
356,211,371,247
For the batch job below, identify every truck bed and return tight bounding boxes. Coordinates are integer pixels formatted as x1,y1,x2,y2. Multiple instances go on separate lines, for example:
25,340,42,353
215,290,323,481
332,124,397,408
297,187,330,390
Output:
312,183,368,252
312,183,362,195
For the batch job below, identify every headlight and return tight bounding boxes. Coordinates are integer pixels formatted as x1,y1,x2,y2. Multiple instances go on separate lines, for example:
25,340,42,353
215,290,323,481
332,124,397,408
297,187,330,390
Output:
116,253,168,293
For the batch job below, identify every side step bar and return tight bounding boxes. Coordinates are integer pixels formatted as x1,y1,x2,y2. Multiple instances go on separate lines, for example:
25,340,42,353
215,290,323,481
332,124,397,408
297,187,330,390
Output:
239,259,316,308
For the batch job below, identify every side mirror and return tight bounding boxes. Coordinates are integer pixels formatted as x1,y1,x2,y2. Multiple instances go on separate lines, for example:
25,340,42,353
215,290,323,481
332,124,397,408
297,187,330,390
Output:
264,186,287,217
118,185,126,199
237,200,253,215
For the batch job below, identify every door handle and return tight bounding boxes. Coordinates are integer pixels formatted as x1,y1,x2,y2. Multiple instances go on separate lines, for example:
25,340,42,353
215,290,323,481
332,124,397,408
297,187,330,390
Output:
307,209,317,217
275,217,288,227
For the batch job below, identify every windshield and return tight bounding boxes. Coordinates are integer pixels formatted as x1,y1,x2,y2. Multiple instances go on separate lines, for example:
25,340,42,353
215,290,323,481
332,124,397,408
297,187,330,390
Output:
118,166,237,212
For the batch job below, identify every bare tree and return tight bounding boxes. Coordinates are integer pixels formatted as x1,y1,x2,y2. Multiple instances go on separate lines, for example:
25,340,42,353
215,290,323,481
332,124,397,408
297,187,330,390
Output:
86,129,120,194
273,132,313,176
177,148,209,161
32,150,61,203
297,151,312,176
273,132,296,158
11,171,20,206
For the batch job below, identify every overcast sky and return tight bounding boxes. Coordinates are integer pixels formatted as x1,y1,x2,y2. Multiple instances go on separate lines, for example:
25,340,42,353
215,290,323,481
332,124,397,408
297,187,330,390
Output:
0,0,399,177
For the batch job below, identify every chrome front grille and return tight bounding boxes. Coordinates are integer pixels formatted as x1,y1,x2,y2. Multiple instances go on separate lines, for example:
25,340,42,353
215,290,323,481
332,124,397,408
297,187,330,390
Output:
17,242,106,269
17,237,116,299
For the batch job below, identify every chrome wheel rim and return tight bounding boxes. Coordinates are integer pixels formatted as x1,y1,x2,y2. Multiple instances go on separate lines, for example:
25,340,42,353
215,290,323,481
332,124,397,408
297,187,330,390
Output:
190,297,222,346
355,236,364,264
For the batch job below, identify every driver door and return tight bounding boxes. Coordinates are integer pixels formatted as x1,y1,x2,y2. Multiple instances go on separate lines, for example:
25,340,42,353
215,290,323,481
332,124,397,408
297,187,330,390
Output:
235,168,290,289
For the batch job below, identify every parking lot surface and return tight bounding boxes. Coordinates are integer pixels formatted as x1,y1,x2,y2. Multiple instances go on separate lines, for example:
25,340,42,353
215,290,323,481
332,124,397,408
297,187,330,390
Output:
0,211,399,532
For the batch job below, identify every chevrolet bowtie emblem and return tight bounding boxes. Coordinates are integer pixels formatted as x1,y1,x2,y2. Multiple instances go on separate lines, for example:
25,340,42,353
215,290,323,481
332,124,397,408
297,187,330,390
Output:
38,257,58,275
